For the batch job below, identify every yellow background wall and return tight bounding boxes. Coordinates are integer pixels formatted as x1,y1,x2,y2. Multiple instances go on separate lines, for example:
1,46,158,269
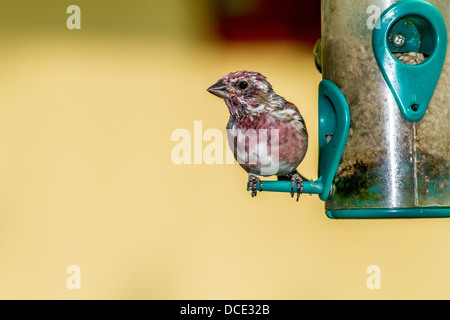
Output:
0,1,449,299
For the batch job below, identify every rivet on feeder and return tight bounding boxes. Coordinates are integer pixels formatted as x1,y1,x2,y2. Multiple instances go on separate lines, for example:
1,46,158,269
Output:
393,34,406,48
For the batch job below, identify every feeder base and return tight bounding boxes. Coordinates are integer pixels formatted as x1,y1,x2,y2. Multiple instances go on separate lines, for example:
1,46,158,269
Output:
327,207,450,220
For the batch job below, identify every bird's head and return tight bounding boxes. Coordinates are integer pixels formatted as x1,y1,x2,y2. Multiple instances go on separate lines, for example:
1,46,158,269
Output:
207,71,282,117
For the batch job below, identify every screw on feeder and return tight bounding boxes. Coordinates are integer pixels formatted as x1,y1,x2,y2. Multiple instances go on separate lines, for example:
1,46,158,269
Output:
393,34,406,48
411,104,420,112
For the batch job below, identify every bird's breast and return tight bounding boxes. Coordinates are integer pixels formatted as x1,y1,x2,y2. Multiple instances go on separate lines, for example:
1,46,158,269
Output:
226,113,308,176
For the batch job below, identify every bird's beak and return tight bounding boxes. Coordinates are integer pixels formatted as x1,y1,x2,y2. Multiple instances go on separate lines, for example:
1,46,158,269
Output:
207,80,230,99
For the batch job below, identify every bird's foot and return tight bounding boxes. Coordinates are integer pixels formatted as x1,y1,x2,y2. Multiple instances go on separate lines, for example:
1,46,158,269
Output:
247,174,263,198
291,173,303,202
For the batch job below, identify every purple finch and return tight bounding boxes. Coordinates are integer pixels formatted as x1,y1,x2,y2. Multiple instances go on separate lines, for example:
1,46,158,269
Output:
207,71,308,201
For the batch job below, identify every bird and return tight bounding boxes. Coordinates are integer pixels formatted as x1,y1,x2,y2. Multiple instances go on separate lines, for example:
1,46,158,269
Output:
207,71,308,201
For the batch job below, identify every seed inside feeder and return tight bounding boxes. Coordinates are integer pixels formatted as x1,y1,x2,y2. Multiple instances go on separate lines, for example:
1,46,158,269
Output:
392,52,427,65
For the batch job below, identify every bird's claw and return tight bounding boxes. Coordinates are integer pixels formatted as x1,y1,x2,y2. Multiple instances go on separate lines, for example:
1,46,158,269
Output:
290,173,303,202
248,174,263,198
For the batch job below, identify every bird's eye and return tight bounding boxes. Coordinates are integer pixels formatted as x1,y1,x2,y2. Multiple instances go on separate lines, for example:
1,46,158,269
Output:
239,81,248,90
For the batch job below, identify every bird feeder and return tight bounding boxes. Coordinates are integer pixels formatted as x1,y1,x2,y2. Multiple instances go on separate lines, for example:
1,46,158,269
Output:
261,0,450,219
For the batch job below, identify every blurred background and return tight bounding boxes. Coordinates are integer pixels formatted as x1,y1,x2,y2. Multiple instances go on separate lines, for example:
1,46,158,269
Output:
0,0,449,300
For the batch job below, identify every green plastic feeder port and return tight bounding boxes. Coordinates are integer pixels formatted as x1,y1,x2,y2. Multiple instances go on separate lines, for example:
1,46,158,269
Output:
373,0,448,123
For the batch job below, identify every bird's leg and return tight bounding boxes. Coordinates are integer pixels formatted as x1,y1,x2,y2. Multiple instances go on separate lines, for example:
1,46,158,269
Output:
247,173,263,198
290,173,303,202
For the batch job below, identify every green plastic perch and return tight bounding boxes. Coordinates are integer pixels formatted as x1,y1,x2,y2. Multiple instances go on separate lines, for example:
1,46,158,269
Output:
249,180,324,195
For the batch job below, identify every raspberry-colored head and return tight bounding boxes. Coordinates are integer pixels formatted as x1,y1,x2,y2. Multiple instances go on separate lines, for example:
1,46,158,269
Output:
207,71,281,117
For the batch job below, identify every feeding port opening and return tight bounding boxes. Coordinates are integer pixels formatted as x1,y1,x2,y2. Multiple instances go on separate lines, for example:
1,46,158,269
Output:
388,15,437,66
